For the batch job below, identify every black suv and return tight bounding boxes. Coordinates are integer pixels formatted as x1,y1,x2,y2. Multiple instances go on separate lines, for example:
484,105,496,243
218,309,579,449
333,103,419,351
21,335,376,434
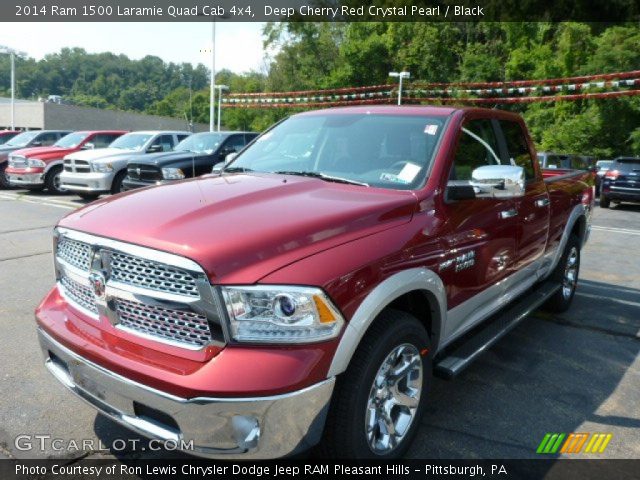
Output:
600,157,640,208
122,131,258,191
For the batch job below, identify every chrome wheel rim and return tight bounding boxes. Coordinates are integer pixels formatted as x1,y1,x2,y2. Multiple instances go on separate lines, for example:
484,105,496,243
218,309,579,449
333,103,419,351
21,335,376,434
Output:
365,343,423,454
562,247,579,299
53,172,66,193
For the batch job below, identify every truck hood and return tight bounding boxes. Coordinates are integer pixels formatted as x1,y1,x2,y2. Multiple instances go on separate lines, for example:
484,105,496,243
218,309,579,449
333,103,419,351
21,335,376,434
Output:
59,173,417,283
65,147,138,162
129,151,208,167
12,146,74,160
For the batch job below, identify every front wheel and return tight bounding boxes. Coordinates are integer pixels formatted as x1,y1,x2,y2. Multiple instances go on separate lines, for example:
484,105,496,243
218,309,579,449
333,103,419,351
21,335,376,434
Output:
0,162,10,189
319,309,431,458
600,194,610,208
45,165,66,194
543,234,580,313
78,192,99,201
111,170,127,194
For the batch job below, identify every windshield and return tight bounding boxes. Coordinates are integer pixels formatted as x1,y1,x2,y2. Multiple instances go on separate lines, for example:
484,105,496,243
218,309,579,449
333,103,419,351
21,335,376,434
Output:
228,114,445,189
109,133,152,150
175,133,224,154
5,131,39,147
55,132,89,149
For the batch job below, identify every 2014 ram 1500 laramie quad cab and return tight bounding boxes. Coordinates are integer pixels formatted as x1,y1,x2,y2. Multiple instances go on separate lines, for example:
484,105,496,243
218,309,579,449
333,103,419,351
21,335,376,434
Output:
36,106,594,459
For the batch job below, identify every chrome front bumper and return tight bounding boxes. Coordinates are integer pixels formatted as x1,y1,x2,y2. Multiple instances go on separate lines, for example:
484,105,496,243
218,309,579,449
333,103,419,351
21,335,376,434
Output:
60,171,114,192
38,328,335,459
8,173,44,186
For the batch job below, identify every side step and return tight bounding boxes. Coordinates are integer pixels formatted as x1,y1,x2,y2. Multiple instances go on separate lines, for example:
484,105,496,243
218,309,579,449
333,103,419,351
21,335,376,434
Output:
434,281,560,379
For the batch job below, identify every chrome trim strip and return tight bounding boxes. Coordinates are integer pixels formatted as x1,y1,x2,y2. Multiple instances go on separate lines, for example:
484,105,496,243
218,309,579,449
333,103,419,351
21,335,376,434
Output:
327,268,446,377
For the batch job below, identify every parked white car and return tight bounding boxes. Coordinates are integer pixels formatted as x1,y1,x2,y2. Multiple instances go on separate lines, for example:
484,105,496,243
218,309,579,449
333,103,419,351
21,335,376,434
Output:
60,131,191,199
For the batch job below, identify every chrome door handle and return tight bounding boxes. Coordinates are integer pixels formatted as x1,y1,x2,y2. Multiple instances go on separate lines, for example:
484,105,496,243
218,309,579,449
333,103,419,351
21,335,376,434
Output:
500,209,518,219
535,198,550,208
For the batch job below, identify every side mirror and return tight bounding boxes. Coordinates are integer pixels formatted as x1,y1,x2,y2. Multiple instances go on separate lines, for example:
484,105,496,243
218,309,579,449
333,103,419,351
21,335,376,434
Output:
31,141,42,147
147,144,163,153
470,165,525,199
81,142,95,150
211,163,224,174
447,165,525,201
225,152,238,164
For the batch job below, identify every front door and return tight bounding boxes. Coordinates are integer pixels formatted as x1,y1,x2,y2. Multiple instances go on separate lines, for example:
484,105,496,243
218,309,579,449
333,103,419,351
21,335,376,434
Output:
440,117,519,339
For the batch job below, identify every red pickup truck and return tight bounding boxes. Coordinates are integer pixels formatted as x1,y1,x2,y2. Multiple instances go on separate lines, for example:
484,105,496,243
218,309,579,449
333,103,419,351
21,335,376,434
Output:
6,130,126,193
36,106,593,459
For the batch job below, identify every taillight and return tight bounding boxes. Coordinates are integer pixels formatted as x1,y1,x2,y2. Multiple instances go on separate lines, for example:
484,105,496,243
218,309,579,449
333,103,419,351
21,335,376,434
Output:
605,169,620,180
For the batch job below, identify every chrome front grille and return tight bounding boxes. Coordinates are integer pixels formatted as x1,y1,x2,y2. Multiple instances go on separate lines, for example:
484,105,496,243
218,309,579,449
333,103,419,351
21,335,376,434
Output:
60,276,99,314
116,298,211,348
110,251,199,297
64,158,91,173
8,156,27,168
57,237,92,271
54,229,225,349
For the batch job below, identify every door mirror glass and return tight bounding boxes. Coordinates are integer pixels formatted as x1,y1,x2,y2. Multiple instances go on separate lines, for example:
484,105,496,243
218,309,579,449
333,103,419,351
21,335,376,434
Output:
225,152,238,164
470,165,525,199
147,144,163,153
81,142,95,150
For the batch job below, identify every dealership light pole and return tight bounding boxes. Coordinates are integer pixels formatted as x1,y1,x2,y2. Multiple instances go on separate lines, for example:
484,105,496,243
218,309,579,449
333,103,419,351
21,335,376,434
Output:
216,85,228,132
0,45,26,130
209,22,216,132
389,71,410,105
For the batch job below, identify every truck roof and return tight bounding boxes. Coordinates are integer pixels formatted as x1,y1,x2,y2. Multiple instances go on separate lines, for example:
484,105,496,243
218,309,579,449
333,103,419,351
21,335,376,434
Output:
298,105,459,117
126,130,191,135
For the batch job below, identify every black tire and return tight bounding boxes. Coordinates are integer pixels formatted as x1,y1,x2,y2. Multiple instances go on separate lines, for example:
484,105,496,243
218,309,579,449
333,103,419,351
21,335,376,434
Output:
0,162,10,189
78,192,99,201
599,194,610,208
111,170,127,194
44,165,66,194
543,234,581,313
319,309,432,459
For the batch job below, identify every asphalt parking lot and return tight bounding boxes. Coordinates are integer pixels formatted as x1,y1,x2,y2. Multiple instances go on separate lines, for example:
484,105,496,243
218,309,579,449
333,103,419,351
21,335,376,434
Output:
0,188,638,462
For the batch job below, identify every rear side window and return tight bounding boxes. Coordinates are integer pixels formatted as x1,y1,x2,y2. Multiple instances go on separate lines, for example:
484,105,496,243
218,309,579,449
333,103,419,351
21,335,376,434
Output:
500,121,536,180
450,119,501,181
36,132,59,146
615,159,640,171
92,134,122,148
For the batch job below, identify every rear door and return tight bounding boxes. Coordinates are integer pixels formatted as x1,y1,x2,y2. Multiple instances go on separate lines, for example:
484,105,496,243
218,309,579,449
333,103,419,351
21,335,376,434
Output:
440,117,519,338
497,119,550,270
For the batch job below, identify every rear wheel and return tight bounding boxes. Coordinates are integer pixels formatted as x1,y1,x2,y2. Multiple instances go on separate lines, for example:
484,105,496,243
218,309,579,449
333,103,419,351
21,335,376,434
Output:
45,165,66,194
599,194,610,208
543,234,580,313
320,309,431,458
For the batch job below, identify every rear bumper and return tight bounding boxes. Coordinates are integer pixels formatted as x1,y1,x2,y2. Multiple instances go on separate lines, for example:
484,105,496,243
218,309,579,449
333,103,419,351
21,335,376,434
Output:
60,171,113,193
603,187,640,202
38,327,334,459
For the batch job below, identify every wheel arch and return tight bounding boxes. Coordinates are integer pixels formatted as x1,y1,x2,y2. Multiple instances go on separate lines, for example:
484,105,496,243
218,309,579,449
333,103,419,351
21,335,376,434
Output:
327,267,447,378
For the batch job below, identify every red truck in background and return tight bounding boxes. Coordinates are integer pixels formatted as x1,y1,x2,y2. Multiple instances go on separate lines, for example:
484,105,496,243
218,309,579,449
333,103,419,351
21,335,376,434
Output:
36,106,594,459
6,130,126,194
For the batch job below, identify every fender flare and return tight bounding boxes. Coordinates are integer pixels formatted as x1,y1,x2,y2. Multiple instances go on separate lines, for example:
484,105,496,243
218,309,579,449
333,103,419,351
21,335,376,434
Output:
542,203,587,280
43,159,64,176
327,267,447,378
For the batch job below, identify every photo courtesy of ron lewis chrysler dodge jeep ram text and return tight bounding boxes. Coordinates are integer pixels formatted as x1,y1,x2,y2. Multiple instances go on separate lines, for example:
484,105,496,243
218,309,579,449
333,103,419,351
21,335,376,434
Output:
36,106,594,459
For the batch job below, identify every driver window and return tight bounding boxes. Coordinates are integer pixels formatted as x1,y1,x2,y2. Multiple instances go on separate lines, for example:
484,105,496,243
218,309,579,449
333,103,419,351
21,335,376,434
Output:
450,119,501,181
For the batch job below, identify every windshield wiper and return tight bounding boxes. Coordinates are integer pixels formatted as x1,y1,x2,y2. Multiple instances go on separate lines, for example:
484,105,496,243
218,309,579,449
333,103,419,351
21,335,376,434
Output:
274,170,369,187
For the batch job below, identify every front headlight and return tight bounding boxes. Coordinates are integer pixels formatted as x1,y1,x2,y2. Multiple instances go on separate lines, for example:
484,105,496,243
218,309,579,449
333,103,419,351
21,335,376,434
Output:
221,286,344,343
162,167,185,180
92,162,113,173
27,158,46,168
